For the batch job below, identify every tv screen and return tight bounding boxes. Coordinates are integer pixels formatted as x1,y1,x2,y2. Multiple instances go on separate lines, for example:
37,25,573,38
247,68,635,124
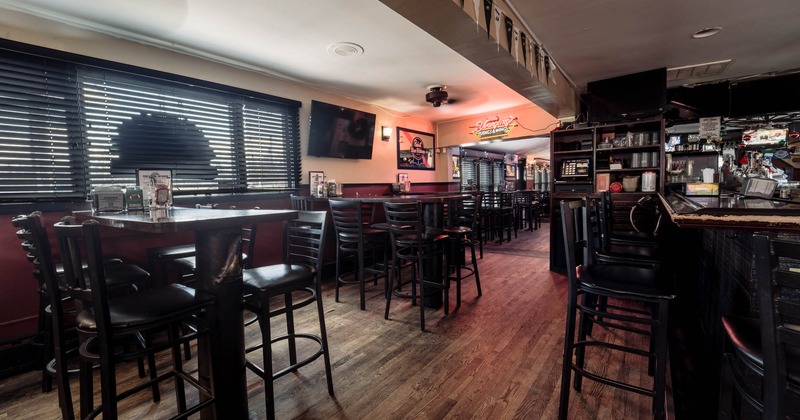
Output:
308,100,376,159
587,68,667,123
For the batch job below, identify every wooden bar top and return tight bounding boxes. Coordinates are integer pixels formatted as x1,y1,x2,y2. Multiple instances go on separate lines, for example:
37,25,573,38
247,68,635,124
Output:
659,192,800,230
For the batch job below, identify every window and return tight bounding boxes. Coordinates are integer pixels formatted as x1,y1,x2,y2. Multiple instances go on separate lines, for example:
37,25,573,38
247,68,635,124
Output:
461,157,477,189
0,41,301,201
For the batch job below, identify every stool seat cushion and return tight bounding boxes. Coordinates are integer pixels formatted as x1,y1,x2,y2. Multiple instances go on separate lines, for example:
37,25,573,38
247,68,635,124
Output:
243,264,315,296
171,253,249,272
443,226,472,235
576,264,675,300
103,263,152,289
722,315,800,384
149,244,196,259
337,229,385,242
76,283,210,331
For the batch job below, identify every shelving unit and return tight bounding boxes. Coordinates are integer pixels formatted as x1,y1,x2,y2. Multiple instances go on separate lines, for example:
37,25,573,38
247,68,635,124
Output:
549,116,666,272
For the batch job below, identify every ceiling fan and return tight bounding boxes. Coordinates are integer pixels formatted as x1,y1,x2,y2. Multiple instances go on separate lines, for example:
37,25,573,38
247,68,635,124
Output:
425,84,456,107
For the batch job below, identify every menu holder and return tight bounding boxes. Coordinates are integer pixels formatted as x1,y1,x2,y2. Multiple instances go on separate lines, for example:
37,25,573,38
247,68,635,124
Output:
137,169,173,209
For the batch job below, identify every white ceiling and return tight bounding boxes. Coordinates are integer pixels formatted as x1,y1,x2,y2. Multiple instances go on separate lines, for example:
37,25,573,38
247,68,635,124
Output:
1,0,799,158
0,0,532,124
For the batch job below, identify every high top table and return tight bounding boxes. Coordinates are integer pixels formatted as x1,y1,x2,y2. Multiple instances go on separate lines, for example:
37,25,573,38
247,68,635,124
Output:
75,207,298,419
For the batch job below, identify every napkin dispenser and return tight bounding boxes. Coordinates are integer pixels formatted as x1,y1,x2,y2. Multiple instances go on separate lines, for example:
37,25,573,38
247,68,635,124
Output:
91,186,125,213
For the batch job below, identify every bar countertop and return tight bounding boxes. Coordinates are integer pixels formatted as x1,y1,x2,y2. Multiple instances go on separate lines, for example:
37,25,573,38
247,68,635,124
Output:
659,192,800,230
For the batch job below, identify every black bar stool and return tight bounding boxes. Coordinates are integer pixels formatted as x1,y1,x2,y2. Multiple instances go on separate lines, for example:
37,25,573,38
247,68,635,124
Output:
54,217,215,419
443,196,482,308
383,200,450,331
558,198,675,420
329,199,387,310
242,211,334,420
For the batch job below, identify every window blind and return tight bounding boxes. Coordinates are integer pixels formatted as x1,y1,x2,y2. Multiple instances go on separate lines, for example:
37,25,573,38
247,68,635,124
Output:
461,157,477,188
479,159,492,191
494,161,505,188
0,41,301,201
0,51,85,200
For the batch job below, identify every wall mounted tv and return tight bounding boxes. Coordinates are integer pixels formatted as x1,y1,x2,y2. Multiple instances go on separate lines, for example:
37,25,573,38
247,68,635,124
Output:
587,68,667,123
308,100,376,159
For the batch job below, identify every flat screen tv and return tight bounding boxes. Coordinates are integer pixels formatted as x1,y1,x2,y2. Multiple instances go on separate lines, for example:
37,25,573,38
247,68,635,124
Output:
587,68,667,123
308,100,376,159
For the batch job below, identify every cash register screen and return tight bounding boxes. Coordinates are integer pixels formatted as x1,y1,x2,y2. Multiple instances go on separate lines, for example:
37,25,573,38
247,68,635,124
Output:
560,158,591,178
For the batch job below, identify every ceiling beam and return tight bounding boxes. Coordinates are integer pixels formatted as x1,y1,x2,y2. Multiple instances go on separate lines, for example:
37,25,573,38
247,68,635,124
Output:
380,0,578,119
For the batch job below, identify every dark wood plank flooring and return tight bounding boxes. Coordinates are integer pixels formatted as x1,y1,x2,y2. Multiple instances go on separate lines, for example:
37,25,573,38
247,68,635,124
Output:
0,222,664,419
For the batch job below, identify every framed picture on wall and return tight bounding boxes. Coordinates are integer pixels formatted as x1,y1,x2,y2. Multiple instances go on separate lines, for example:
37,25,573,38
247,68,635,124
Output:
397,127,435,170
505,164,516,179
451,155,460,179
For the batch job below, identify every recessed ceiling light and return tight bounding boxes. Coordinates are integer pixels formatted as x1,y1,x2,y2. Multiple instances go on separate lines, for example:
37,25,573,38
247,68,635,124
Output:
692,27,722,39
327,42,364,57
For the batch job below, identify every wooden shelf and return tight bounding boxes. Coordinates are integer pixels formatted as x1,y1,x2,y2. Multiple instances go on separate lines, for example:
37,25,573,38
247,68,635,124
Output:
596,167,660,173
595,145,661,152
553,149,593,155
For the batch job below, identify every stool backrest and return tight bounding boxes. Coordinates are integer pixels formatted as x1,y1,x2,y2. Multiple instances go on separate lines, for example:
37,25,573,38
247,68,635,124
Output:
514,191,534,205
328,199,366,239
448,197,481,231
482,191,500,209
12,211,54,299
560,198,593,273
598,191,614,237
13,212,75,419
53,218,105,317
290,194,313,210
283,211,328,282
753,233,800,419
383,201,423,236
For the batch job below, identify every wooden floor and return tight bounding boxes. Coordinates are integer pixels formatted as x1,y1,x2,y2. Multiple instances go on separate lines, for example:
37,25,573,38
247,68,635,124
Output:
0,222,664,419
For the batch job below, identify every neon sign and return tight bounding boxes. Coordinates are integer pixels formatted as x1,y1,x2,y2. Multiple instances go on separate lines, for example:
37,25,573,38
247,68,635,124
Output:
470,116,517,140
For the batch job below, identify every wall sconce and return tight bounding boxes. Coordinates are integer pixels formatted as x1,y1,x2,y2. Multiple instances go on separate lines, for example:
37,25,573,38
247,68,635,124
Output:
381,126,392,141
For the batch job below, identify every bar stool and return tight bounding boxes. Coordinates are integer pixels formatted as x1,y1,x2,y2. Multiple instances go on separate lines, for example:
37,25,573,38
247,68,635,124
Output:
718,233,800,419
12,212,145,400
242,211,334,420
383,200,450,331
483,191,514,244
513,190,537,232
329,199,387,310
53,217,215,420
443,196,482,307
558,198,675,420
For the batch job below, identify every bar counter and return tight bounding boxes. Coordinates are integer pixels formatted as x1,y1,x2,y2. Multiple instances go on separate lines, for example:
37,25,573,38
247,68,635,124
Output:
657,190,800,416
659,191,800,230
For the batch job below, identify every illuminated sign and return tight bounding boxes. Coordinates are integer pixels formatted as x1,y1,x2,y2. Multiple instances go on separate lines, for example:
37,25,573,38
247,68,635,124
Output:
470,116,517,140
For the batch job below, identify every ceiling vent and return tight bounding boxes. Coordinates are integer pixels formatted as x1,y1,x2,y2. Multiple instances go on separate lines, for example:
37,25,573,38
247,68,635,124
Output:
667,59,731,82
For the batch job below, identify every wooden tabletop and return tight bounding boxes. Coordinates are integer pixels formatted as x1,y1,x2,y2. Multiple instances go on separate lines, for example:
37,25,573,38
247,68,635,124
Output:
74,207,298,233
